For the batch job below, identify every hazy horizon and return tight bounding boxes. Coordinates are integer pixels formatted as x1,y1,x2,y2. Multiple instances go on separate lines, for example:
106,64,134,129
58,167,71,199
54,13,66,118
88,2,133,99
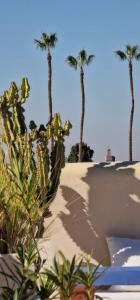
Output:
0,0,140,161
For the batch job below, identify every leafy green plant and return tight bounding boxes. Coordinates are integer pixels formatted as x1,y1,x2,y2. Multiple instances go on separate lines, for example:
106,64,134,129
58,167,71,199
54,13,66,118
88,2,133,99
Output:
46,251,83,300
75,255,105,300
68,143,94,162
46,252,104,300
0,240,56,300
0,79,72,253
0,243,105,300
0,152,41,253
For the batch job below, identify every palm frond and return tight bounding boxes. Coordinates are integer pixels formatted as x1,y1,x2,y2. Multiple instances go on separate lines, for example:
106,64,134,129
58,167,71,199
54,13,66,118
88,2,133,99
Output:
41,32,48,41
114,50,127,60
125,44,140,60
41,32,57,48
125,44,132,54
49,33,58,48
77,49,87,66
125,44,131,60
115,45,140,61
34,32,57,51
34,39,46,50
86,54,95,65
135,52,140,61
41,32,50,49
66,56,78,70
132,45,139,58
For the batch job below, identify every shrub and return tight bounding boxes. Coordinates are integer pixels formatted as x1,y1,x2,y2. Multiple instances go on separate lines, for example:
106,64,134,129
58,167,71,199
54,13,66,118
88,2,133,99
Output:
0,241,104,300
68,143,94,162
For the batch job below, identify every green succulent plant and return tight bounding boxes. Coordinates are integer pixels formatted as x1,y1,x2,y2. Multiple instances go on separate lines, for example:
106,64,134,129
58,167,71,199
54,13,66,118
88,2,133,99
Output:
0,78,72,253
0,242,105,300
0,240,56,300
46,252,104,300
75,255,105,300
46,251,83,300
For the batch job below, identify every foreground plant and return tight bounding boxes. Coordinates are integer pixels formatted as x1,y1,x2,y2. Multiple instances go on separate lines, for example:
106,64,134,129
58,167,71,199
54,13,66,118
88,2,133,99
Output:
0,78,72,253
46,251,83,300
0,242,104,300
0,240,56,300
74,255,105,300
46,252,104,300
115,44,140,161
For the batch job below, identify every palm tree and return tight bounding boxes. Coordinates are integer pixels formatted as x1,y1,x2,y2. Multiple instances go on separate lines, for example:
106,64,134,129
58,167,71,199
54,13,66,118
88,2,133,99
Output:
66,50,94,162
115,45,140,161
34,32,57,151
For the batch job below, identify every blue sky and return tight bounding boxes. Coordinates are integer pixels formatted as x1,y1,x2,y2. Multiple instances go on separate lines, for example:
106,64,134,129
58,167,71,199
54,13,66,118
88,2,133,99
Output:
0,0,140,161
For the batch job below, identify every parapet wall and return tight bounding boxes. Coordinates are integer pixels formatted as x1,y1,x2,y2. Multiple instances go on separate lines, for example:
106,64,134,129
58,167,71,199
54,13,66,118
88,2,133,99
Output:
45,162,140,265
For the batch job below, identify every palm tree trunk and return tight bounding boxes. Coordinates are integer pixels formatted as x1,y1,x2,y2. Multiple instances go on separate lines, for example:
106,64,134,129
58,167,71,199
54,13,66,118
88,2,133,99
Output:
47,50,54,152
79,66,85,162
128,61,134,161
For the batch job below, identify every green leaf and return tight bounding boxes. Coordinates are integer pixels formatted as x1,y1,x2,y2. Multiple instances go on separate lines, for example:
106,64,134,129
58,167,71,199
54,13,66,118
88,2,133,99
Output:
114,50,127,60
86,54,95,65
135,53,140,60
66,56,78,70
70,255,76,275
77,49,87,66
49,33,58,48
46,270,61,286
34,39,46,50
13,290,19,300
34,32,57,50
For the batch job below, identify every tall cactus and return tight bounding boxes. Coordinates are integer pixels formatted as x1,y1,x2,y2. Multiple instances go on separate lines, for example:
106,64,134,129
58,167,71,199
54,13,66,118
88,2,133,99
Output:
0,79,72,251
47,116,72,202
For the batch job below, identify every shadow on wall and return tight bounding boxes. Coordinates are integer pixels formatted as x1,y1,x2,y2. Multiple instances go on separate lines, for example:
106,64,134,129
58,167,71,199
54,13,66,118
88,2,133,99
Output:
59,162,140,265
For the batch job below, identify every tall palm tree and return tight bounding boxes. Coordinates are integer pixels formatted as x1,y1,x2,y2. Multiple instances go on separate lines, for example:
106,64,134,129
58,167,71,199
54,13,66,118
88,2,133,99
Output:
115,45,140,161
34,32,57,151
66,50,94,162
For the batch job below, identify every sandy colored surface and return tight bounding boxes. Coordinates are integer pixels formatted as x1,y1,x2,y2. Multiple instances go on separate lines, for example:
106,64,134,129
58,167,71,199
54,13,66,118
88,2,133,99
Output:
44,161,140,265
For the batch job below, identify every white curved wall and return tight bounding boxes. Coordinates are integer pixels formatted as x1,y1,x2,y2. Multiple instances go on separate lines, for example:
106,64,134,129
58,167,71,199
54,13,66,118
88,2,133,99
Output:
45,162,140,265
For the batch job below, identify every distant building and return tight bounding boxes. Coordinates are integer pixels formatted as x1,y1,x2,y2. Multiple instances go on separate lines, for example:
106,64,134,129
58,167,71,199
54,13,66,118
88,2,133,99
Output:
105,147,115,162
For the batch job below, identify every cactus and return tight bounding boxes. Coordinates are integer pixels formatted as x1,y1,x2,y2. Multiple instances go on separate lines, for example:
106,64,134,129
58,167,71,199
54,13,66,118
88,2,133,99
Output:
0,78,72,251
